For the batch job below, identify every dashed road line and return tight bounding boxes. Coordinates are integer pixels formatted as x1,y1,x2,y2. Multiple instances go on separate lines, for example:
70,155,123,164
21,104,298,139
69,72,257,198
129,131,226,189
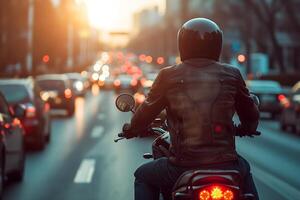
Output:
91,126,104,138
74,159,96,183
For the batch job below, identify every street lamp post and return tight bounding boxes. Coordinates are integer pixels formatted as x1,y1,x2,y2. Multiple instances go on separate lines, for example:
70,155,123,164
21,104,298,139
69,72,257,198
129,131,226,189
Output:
27,0,34,75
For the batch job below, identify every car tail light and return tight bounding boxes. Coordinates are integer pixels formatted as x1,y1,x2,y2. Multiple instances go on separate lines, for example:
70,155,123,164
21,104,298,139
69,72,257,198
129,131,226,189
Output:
277,94,290,108
44,103,50,112
198,185,235,200
134,93,146,104
114,79,121,87
26,105,36,118
131,79,138,86
64,88,72,99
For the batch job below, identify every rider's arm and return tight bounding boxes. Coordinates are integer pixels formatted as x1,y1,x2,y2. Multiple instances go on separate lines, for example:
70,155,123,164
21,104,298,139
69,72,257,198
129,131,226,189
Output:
235,71,259,134
129,68,168,135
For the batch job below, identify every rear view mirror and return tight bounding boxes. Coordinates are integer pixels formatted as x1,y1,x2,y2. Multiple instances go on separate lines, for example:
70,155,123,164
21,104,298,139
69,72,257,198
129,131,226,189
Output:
250,93,260,106
115,94,135,112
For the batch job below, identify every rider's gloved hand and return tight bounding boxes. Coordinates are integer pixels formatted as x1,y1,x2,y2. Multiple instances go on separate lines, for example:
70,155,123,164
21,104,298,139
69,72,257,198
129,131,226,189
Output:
121,123,137,139
235,125,261,137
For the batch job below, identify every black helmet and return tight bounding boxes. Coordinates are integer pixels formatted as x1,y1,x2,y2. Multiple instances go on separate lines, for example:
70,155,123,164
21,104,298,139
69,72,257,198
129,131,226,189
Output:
178,18,223,61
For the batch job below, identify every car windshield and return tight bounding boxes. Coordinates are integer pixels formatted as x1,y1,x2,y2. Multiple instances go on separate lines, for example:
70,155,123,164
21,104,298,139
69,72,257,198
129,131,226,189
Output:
37,80,66,92
0,84,30,103
247,81,282,94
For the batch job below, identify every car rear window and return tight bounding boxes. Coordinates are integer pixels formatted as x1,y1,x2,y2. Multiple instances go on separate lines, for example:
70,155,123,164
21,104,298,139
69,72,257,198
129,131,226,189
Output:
0,84,30,104
247,81,282,94
37,80,66,92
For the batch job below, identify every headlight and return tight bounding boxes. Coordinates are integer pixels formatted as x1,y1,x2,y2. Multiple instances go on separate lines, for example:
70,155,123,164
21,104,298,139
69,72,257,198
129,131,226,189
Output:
74,81,84,91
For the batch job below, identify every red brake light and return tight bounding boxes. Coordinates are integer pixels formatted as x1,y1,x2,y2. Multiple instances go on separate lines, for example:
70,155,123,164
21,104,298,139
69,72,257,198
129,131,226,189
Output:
278,94,290,108
44,103,50,112
64,89,72,99
114,79,121,87
277,94,286,101
198,185,234,200
26,105,36,118
131,79,138,86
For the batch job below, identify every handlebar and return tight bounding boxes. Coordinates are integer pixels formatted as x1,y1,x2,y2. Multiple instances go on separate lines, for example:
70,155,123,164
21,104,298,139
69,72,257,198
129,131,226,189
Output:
114,125,261,142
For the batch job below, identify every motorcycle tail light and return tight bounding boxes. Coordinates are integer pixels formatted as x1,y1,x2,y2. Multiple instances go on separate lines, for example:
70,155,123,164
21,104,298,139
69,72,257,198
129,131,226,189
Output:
64,88,72,99
198,185,234,200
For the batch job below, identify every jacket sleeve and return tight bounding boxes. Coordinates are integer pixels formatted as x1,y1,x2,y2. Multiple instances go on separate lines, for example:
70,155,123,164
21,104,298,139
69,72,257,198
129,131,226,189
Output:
235,71,259,133
130,69,168,134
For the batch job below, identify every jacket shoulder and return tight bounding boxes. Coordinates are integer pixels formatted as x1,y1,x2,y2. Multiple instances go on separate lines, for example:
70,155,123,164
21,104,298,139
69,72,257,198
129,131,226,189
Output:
219,63,243,78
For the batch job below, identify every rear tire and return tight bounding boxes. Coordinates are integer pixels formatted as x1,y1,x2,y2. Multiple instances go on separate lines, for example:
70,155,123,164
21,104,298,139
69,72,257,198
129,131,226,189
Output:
295,120,300,134
10,145,25,182
46,124,51,143
0,151,4,199
66,104,75,117
36,134,45,150
280,123,287,131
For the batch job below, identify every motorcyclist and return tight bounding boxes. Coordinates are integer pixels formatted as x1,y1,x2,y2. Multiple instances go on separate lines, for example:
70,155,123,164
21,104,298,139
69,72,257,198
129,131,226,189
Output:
122,18,260,200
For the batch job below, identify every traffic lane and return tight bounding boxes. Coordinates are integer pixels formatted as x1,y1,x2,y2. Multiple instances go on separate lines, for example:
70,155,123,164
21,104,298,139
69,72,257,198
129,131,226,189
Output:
237,119,300,200
3,90,108,200
4,89,300,200
35,90,154,200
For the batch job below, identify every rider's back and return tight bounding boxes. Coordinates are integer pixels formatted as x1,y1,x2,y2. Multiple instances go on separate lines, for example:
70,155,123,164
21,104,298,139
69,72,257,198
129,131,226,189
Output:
159,58,251,167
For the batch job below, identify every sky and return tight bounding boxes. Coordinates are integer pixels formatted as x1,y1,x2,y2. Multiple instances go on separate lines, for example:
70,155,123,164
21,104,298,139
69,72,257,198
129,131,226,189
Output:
52,0,164,31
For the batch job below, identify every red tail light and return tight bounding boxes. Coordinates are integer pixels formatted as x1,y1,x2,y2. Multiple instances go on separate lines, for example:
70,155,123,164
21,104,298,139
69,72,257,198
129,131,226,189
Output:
44,103,50,112
26,105,36,118
277,94,290,108
198,185,234,200
114,79,121,87
64,89,72,99
131,79,138,86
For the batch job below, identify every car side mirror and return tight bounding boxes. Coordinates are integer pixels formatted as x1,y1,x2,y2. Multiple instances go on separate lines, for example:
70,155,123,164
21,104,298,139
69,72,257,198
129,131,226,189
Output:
115,94,135,112
13,104,26,118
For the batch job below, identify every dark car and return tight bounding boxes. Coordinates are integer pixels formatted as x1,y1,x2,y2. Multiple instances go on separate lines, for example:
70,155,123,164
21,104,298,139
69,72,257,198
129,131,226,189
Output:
0,79,51,149
114,74,139,93
280,81,300,133
246,80,284,118
65,73,87,97
0,92,26,185
133,72,158,107
36,74,75,116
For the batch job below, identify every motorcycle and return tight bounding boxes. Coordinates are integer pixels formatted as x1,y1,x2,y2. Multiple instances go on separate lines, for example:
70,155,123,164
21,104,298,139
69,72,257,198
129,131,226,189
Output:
114,93,260,200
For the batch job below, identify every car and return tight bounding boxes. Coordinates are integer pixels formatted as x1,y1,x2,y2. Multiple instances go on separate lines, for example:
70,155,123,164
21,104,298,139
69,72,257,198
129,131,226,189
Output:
133,73,158,107
0,92,26,184
35,74,76,117
65,73,88,97
0,128,4,198
246,80,285,118
99,77,115,90
0,79,51,149
280,81,300,133
114,74,139,93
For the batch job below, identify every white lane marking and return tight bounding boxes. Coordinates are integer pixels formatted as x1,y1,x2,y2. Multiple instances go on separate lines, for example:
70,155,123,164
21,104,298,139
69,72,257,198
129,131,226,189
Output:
74,159,96,183
97,113,106,120
252,165,300,199
91,126,104,138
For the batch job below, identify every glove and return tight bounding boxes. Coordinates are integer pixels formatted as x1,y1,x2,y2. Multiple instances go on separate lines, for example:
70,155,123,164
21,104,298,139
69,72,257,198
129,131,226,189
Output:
235,125,261,137
120,123,136,139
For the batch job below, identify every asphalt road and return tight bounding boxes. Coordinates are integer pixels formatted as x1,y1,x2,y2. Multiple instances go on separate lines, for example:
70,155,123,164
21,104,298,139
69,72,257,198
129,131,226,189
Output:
3,89,300,200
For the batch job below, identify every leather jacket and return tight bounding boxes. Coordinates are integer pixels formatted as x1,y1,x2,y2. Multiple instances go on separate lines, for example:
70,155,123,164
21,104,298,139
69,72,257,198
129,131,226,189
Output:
130,58,259,167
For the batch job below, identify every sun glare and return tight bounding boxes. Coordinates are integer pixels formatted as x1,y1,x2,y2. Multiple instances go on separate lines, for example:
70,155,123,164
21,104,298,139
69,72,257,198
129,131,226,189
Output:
85,0,130,31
